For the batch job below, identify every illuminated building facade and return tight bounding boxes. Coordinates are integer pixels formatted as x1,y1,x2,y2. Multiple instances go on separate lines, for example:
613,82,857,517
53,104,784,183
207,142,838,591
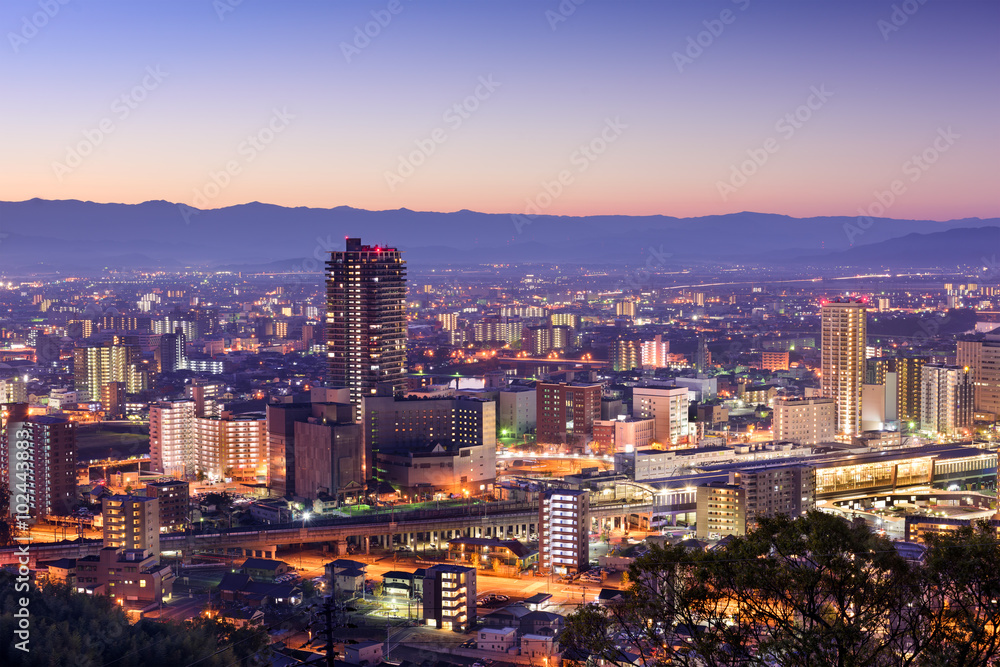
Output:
821,299,867,438
326,238,407,421
194,412,268,483
920,364,973,436
149,400,195,479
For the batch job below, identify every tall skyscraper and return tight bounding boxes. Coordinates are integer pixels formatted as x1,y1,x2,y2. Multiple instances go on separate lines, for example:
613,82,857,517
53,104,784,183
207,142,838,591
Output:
821,299,867,438
326,238,407,420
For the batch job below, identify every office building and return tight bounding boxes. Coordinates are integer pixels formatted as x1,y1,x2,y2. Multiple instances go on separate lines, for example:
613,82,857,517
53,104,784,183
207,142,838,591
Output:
363,394,496,494
293,402,365,504
194,412,268,483
592,417,655,455
821,299,867,438
631,385,689,446
326,237,407,420
497,386,536,438
423,564,476,631
149,400,196,479
144,480,190,532
956,334,1000,422
0,409,76,518
920,364,974,436
102,495,160,555
536,381,602,445
538,488,589,575
773,397,836,445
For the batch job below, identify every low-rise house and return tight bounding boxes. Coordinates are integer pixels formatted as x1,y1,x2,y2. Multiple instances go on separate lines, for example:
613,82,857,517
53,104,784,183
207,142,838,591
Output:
344,640,384,666
326,558,367,596
478,626,518,654
239,557,290,583
446,537,537,571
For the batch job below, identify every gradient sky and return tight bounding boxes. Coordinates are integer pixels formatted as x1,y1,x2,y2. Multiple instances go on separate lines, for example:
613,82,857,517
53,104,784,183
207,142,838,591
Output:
1,0,997,220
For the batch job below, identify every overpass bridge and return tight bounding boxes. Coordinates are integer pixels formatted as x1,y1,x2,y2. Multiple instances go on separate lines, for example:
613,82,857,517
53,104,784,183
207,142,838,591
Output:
2,499,662,566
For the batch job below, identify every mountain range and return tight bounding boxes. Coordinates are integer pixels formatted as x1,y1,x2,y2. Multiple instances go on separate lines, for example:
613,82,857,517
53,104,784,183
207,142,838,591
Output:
0,198,996,274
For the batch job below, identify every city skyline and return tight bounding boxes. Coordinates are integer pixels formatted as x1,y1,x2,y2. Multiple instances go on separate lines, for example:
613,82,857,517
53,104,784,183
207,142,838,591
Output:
1,0,998,221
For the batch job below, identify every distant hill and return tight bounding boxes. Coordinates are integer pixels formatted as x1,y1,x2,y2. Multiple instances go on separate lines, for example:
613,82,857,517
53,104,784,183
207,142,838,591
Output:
0,198,996,273
800,226,1000,268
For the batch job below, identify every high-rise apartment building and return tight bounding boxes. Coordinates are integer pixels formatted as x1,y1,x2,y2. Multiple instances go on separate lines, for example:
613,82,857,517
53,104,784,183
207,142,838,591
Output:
150,400,196,479
821,299,867,438
438,312,459,331
102,495,160,555
73,343,147,398
615,300,636,318
631,385,689,446
326,238,407,421
920,364,974,436
866,356,925,425
610,339,641,372
773,397,836,445
0,410,77,518
956,333,1000,422
536,381,602,445
538,489,589,574
641,335,670,369
194,412,268,483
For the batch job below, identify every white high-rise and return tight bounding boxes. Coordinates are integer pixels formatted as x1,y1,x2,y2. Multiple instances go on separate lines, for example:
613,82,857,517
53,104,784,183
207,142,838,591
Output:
821,299,867,439
150,400,195,478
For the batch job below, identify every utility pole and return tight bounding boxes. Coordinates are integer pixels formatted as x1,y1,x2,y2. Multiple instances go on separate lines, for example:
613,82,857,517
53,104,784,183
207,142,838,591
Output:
320,595,335,667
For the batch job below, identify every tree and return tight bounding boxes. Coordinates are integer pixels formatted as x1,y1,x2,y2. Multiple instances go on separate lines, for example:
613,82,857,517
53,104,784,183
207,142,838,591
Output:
563,511,1000,667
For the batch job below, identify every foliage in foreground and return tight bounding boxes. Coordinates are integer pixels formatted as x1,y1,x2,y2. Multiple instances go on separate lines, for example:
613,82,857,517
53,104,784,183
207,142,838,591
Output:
565,511,1000,667
0,572,271,667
